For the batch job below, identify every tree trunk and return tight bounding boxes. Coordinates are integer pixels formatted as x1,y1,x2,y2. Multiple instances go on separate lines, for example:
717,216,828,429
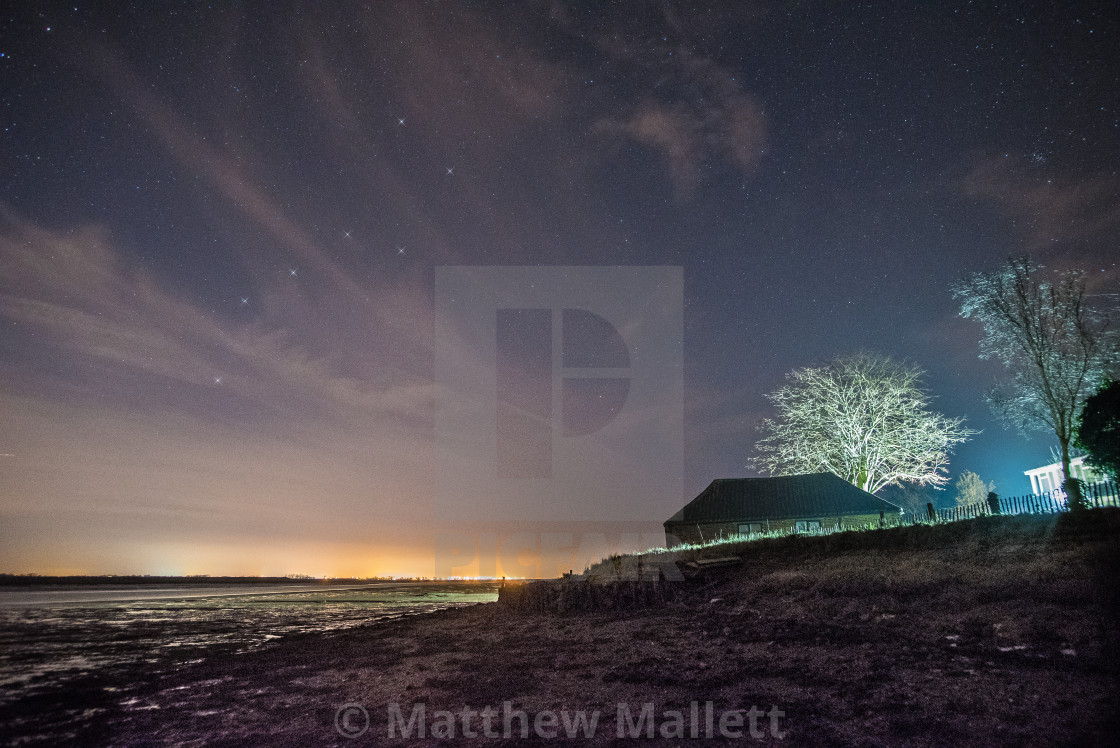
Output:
1060,437,1086,511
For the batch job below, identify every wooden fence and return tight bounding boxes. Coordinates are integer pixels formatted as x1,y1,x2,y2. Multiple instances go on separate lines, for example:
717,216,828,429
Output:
898,480,1119,525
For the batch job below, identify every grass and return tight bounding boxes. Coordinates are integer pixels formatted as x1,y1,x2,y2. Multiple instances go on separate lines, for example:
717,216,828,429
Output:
583,506,1118,582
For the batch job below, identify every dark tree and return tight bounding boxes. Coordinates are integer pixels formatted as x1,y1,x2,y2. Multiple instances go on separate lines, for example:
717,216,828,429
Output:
1076,380,1120,481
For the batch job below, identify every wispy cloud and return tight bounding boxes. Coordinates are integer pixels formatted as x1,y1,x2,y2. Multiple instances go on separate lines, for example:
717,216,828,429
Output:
588,22,767,198
0,210,431,423
597,88,766,198
960,155,1120,280
360,3,566,135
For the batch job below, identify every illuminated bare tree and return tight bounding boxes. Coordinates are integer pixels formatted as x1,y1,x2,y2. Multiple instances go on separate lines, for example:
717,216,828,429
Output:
752,353,976,494
954,470,994,507
954,257,1118,510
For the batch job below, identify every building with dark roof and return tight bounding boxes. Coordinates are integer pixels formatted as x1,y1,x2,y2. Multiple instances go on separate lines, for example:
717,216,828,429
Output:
664,473,903,547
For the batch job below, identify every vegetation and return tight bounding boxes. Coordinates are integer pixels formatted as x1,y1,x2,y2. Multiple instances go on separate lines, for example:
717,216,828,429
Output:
752,353,976,494
954,470,994,507
878,481,941,516
575,508,1117,590
1076,379,1120,480
585,485,1117,581
954,257,1119,510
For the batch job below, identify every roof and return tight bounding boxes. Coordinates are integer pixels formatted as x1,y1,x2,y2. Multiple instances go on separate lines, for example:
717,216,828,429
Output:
665,473,902,525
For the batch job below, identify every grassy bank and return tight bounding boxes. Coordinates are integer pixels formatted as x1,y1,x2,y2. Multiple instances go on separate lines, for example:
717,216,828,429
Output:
581,508,1120,581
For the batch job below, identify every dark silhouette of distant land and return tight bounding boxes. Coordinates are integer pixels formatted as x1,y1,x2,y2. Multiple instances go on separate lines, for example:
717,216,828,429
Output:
0,575,402,587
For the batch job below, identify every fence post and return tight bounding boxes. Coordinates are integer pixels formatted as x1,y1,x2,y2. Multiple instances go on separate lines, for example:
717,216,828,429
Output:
1064,477,1085,511
926,502,935,522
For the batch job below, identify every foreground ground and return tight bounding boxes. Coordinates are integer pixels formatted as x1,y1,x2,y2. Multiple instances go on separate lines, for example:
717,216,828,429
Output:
6,511,1120,746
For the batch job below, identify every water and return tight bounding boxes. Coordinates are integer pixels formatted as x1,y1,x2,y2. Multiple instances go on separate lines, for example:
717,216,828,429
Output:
0,582,499,710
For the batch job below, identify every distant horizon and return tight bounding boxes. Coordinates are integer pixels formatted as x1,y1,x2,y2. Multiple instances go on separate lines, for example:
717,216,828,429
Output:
0,573,515,581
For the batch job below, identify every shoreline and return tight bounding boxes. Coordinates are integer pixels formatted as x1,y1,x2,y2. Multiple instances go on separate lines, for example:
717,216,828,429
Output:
3,512,1119,745
0,579,497,609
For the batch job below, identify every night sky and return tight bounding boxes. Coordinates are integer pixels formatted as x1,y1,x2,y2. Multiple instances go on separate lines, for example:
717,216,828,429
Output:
2,2,1118,576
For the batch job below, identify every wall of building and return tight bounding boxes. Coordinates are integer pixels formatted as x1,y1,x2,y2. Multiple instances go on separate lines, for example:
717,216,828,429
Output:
1025,456,1107,495
664,512,891,547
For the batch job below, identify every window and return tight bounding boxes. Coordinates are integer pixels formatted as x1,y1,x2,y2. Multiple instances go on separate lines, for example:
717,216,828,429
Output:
738,523,764,535
794,520,822,533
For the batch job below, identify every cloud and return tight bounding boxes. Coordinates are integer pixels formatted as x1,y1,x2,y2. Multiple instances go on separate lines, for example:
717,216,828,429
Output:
0,211,431,423
359,3,566,136
960,155,1120,277
592,41,766,198
603,105,699,188
59,37,461,415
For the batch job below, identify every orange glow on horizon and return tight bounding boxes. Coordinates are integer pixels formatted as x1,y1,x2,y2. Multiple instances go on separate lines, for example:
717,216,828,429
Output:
0,540,455,579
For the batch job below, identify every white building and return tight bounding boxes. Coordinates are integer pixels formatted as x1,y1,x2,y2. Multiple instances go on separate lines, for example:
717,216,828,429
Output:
1024,456,1104,495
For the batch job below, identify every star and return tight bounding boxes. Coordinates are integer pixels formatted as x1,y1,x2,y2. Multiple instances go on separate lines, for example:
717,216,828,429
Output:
241,297,249,305
343,230,352,239
397,246,406,255
397,117,405,126
289,268,297,276
446,167,454,175
214,376,222,384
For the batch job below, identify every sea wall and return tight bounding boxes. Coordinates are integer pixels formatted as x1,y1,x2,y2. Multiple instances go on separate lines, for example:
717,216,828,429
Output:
496,578,690,614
